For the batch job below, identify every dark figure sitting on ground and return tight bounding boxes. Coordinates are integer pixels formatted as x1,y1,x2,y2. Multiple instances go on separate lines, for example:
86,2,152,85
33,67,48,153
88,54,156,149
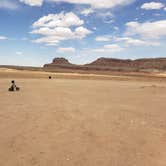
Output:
8,80,20,91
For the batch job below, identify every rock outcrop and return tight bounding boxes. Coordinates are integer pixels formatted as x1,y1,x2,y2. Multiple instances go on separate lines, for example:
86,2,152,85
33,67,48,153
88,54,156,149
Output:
44,58,73,68
88,58,166,70
44,57,166,72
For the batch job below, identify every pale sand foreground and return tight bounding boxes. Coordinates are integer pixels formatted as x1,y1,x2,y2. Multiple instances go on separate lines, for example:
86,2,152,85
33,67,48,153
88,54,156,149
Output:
0,73,166,165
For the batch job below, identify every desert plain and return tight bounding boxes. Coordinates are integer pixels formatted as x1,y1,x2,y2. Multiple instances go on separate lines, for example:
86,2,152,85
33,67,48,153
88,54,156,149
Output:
0,68,166,166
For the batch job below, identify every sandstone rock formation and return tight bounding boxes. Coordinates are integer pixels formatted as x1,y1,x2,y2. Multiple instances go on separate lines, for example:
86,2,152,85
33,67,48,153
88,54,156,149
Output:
44,57,166,72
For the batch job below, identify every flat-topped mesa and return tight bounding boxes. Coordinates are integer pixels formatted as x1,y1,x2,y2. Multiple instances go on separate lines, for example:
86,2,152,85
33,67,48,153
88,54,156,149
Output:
88,57,166,69
44,57,166,71
88,58,132,67
52,58,71,65
44,58,73,68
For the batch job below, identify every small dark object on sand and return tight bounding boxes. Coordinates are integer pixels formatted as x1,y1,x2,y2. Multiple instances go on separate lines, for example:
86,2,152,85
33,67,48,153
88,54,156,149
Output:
16,87,20,91
49,76,52,79
8,80,20,91
8,87,14,91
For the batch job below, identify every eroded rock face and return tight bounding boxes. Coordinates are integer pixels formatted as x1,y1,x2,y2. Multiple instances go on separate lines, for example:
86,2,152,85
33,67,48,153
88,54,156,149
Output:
44,58,73,68
52,58,71,65
89,57,166,70
88,58,132,67
44,57,166,71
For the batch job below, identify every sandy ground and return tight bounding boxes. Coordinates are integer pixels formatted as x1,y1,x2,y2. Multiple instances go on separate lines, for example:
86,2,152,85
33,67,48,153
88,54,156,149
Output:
0,69,166,166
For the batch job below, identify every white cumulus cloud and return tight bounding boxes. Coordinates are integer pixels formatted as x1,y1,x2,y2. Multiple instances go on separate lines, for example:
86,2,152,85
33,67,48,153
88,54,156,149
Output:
95,36,112,42
0,36,7,40
114,37,160,46
19,0,43,6
93,44,124,53
74,26,91,38
141,2,164,10
81,8,94,16
49,0,135,9
57,47,76,53
33,12,84,28
22,0,135,8
31,12,92,45
95,35,159,47
16,51,23,55
125,20,166,39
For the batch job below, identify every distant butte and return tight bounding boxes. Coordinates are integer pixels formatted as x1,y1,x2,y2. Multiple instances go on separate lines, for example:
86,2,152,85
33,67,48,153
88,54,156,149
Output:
44,57,166,72
52,58,72,65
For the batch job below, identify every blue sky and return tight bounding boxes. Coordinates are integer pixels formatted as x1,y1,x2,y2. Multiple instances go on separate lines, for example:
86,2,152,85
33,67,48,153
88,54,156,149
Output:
0,0,166,66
